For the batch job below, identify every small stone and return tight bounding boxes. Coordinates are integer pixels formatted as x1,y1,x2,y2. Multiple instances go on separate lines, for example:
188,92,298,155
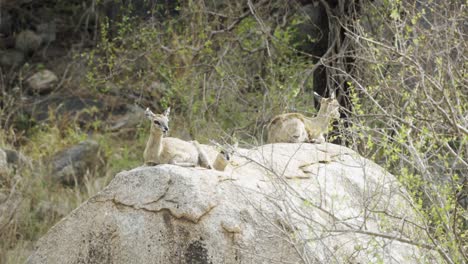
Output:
26,70,58,93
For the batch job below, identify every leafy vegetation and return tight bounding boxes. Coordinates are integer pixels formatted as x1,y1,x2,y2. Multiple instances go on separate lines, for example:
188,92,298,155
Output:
0,0,466,263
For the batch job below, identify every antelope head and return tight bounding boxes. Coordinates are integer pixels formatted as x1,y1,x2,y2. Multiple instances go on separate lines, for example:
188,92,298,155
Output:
145,107,170,135
314,92,340,119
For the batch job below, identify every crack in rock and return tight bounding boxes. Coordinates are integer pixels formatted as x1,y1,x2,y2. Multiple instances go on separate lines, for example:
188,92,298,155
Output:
109,198,217,224
141,179,172,207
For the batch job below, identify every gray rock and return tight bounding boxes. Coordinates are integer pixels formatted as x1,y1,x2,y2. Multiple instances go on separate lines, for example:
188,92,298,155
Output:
0,189,22,231
15,30,42,54
107,105,145,132
0,49,25,68
26,70,58,93
49,140,100,185
28,143,438,263
2,148,32,169
23,95,106,125
36,200,70,220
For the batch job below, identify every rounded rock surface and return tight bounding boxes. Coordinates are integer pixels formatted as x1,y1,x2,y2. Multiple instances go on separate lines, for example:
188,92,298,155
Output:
26,69,58,93
27,143,439,263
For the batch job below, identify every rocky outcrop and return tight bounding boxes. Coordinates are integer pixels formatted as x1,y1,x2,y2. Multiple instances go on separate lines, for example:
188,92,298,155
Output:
49,140,101,185
27,143,438,263
23,95,110,126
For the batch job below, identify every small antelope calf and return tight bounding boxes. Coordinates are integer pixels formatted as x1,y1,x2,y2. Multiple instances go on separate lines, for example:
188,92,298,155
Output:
212,150,231,171
143,107,212,168
211,142,238,171
267,93,340,144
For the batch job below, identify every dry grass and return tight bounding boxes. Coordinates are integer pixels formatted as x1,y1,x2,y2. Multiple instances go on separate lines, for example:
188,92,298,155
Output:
0,120,147,263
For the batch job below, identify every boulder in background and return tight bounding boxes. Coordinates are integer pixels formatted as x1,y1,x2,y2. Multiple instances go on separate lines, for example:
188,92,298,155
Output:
49,140,101,185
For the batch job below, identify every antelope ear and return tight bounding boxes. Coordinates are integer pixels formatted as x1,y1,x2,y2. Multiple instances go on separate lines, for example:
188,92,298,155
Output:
313,92,323,102
163,107,171,117
145,108,156,120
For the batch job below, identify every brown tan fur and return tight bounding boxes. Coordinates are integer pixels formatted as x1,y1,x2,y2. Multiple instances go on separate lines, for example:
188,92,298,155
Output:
267,96,340,144
212,151,230,171
143,107,212,168
211,142,238,171
267,114,309,143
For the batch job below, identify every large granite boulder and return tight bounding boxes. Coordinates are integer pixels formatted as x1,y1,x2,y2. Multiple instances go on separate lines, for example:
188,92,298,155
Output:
27,143,438,263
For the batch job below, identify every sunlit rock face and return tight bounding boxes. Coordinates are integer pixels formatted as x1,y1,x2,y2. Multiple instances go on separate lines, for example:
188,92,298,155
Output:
27,143,437,264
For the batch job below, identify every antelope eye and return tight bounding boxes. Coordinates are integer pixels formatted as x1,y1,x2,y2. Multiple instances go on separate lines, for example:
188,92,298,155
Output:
154,120,161,125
